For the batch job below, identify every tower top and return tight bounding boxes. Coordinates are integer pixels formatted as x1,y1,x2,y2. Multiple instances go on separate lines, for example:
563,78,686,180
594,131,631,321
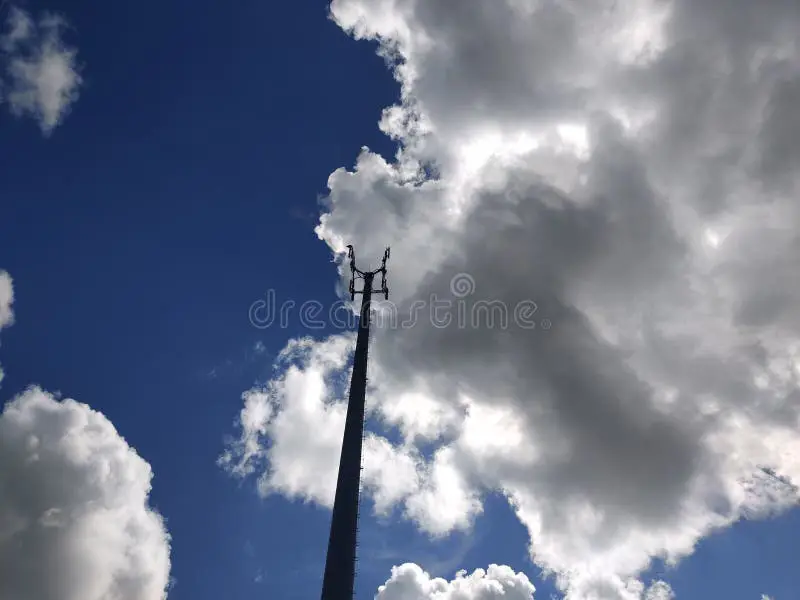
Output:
347,245,390,301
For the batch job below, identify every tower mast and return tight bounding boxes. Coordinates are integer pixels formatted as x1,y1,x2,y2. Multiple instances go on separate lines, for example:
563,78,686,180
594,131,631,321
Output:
320,245,390,600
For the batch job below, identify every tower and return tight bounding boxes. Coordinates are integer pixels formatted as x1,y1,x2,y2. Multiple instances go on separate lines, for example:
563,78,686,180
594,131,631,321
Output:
320,245,390,600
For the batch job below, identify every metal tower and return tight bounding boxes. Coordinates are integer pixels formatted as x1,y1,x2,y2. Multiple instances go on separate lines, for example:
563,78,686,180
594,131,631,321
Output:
320,245,390,600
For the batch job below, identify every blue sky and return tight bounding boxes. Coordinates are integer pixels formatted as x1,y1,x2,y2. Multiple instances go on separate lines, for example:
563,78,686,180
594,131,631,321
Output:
1,1,799,600
0,1,395,597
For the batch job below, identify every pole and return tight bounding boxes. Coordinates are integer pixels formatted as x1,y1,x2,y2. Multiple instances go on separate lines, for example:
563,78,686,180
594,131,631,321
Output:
322,240,389,600
320,272,373,600
319,246,389,600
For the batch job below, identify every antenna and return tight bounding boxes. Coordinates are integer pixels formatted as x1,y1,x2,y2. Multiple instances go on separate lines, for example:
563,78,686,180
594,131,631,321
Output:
347,245,390,302
320,245,391,600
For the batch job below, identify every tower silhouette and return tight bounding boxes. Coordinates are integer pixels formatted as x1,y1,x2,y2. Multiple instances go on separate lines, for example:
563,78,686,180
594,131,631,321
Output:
320,246,390,600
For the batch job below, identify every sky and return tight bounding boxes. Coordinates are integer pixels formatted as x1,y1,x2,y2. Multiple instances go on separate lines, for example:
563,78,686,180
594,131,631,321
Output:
0,1,799,599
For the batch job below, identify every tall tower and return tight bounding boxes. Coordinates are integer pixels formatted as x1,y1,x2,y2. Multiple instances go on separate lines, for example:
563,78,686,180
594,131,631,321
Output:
320,245,390,600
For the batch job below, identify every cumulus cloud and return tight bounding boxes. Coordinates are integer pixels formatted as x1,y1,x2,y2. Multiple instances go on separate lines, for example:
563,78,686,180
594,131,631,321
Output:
0,386,171,600
376,563,536,600
1,5,82,133
219,335,356,503
220,335,466,530
373,563,674,600
224,0,800,597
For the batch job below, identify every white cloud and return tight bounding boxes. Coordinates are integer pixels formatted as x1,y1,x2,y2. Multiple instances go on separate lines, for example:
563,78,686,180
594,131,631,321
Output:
361,434,420,516
0,270,14,385
0,270,13,331
220,335,357,504
376,563,536,600
220,335,487,536
644,582,675,600
225,0,800,597
0,386,171,600
1,5,82,134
